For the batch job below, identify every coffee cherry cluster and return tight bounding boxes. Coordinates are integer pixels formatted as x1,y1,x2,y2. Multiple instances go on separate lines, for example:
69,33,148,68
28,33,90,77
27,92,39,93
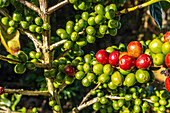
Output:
90,85,151,113
89,84,170,113
1,14,50,35
29,51,43,63
56,3,121,54
7,51,38,74
50,31,170,112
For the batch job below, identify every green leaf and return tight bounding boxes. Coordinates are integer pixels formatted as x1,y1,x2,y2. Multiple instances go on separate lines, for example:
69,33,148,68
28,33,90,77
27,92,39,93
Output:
161,1,170,13
150,2,162,29
149,66,161,71
0,97,11,107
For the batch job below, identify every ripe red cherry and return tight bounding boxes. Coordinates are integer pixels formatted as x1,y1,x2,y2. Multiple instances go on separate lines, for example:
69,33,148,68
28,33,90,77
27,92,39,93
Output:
164,31,170,42
127,41,143,58
165,77,170,92
109,51,120,66
0,87,4,95
119,55,135,70
119,52,128,59
64,65,76,76
165,53,170,68
136,54,152,69
96,49,109,65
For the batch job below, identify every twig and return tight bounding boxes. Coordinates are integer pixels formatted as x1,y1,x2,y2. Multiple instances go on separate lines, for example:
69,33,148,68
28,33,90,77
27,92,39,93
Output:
104,0,112,6
16,0,41,15
21,29,43,48
0,54,21,64
50,39,67,51
79,83,101,106
115,0,166,16
72,97,99,113
0,8,11,18
4,88,50,96
58,83,67,94
48,0,69,14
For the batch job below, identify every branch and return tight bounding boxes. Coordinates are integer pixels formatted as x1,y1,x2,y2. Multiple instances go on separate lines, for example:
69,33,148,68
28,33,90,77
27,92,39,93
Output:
48,0,69,14
79,83,101,106
58,83,67,94
34,62,49,68
20,29,43,48
56,49,70,60
72,95,154,112
115,0,166,16
16,0,41,15
0,106,21,113
4,88,50,96
50,39,67,51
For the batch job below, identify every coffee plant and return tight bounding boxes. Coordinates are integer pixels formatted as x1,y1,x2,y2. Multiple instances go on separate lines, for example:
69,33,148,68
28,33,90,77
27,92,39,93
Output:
0,0,169,113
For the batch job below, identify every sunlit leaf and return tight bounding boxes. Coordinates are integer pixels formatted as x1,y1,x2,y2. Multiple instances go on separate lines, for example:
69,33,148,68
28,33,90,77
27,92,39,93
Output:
0,22,20,56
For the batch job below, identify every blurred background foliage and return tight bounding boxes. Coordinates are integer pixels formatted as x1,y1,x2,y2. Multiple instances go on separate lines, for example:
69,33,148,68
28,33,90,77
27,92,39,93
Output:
0,0,169,112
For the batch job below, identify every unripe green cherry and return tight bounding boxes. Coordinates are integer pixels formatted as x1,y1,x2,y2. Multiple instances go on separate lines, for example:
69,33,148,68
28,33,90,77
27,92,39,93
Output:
12,12,22,21
95,14,104,24
69,0,78,4
25,15,33,23
108,19,118,28
71,32,79,41
93,102,101,111
53,105,61,112
75,71,85,80
82,12,89,21
105,9,115,20
93,63,103,75
88,17,96,26
76,38,87,47
14,63,26,74
78,1,86,10
99,25,108,35
8,20,16,27
20,21,28,29
64,41,73,49
7,26,15,34
35,17,43,26
35,26,43,33
94,4,105,15
86,26,96,35
86,72,96,82
86,35,95,43
78,19,85,28
66,21,74,34
29,24,37,32
82,77,91,87
100,96,108,104
1,17,10,26
42,23,51,30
